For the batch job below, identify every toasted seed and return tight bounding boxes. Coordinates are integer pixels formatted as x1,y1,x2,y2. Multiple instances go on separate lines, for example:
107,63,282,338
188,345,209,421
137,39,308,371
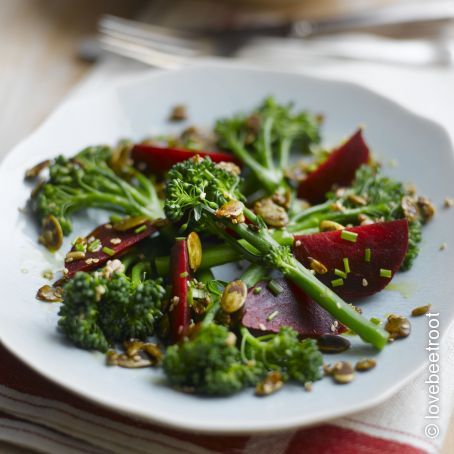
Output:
272,189,292,209
187,231,202,272
113,215,149,232
320,220,344,232
24,159,50,180
253,198,288,228
317,334,351,354
355,358,377,372
417,196,436,222
255,371,283,396
332,361,355,384
444,197,453,208
169,104,187,121
65,251,86,262
411,304,431,317
215,161,241,176
221,280,247,313
401,196,419,222
308,257,328,275
385,314,411,339
42,269,54,280
38,215,63,252
347,194,367,206
36,285,63,302
116,355,152,368
105,350,119,366
215,200,245,222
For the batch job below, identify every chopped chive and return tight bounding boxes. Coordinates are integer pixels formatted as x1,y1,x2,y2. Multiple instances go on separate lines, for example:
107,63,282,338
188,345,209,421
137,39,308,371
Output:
340,230,358,243
180,271,189,278
253,286,262,295
331,278,344,287
88,239,101,253
267,310,279,321
268,279,284,296
370,317,382,325
102,246,116,256
380,268,392,278
75,242,86,252
334,269,347,279
343,257,350,274
134,225,147,234
365,248,372,262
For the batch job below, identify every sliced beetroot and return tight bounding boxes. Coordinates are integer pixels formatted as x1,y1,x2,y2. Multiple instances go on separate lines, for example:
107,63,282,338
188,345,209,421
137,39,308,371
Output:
297,129,370,203
293,219,409,300
170,238,191,342
65,222,155,278
131,144,239,175
242,278,344,337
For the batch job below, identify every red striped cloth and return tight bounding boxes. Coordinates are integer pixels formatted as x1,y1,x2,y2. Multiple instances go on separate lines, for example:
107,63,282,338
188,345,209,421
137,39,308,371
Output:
0,342,429,454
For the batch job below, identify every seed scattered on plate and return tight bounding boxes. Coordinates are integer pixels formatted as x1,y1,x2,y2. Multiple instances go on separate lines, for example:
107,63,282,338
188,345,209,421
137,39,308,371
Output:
411,304,431,317
317,334,351,354
255,371,283,396
36,285,63,303
385,314,411,340
355,358,376,372
331,361,355,384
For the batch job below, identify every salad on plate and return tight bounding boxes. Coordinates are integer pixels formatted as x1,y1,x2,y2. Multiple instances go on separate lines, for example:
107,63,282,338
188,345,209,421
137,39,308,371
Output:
25,97,435,397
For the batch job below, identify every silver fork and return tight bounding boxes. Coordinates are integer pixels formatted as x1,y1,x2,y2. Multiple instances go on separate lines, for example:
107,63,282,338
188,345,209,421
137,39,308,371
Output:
97,9,454,69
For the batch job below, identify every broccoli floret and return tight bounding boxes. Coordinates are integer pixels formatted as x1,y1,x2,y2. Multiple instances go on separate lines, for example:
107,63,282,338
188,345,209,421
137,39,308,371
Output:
164,156,388,349
241,327,323,384
99,271,165,342
163,324,262,395
58,272,110,352
215,97,321,194
33,145,164,248
59,261,165,352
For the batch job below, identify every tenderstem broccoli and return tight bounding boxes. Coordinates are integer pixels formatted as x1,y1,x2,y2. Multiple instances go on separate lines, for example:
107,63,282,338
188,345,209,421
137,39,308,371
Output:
215,97,321,194
164,156,388,349
33,145,164,246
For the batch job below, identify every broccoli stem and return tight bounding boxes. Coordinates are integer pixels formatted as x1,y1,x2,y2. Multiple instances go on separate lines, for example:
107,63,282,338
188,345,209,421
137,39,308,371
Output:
219,209,389,350
240,263,269,288
130,261,150,285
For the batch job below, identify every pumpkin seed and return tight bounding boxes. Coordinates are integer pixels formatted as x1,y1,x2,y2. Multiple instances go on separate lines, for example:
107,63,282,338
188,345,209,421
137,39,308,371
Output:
355,358,377,372
317,335,351,354
385,314,411,340
332,361,355,384
113,215,149,232
253,198,288,228
36,285,63,303
417,196,436,222
411,304,431,317
169,104,187,121
221,280,247,313
255,371,283,396
215,161,241,176
401,196,419,222
187,232,202,272
320,220,344,232
38,215,63,252
215,200,245,223
309,257,328,275
24,159,50,180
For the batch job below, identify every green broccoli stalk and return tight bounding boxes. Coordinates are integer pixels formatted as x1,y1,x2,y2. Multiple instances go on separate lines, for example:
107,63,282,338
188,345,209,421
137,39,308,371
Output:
240,327,323,385
59,260,165,352
215,97,321,194
288,165,423,269
34,145,164,241
162,324,262,395
165,157,388,349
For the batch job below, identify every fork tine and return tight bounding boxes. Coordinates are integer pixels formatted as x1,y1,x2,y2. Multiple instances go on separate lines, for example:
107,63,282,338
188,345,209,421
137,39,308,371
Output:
99,15,201,51
98,34,190,69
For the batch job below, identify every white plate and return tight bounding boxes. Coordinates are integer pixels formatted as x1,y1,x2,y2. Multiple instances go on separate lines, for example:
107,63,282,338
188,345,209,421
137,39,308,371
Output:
1,63,454,434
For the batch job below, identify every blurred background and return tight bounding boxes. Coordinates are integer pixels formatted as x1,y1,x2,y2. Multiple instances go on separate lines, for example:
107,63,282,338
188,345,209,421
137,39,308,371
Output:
1,0,453,154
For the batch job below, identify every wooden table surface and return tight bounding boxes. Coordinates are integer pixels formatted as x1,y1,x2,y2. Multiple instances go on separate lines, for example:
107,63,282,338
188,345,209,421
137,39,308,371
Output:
0,0,452,452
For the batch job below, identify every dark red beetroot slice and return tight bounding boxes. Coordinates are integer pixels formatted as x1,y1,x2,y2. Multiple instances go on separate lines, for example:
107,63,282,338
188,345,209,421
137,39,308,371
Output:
170,238,191,342
65,222,155,278
297,129,370,204
242,278,345,337
131,144,240,175
293,219,409,300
